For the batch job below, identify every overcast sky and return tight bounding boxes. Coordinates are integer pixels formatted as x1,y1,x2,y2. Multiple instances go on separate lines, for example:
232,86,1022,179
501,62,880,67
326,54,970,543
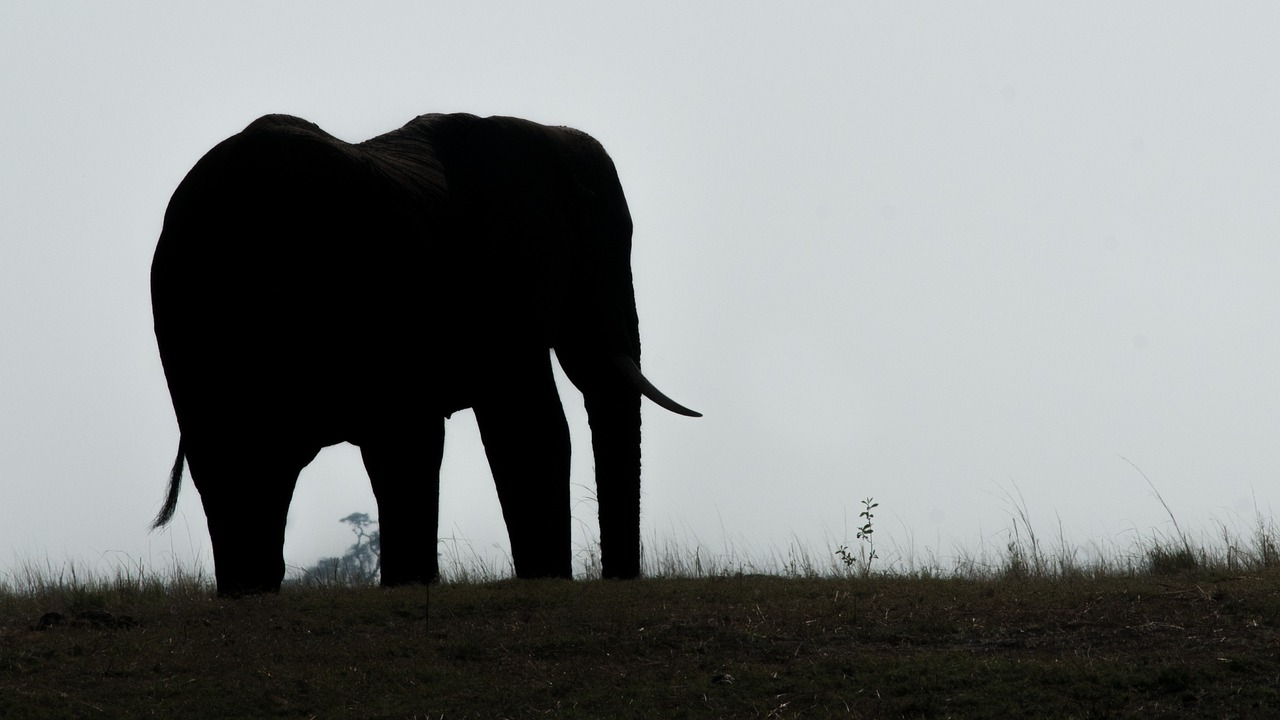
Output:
4,4,1280,579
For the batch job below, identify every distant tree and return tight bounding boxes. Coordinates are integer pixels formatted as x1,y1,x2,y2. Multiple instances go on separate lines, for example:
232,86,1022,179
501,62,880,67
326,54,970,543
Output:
300,512,381,585
339,512,381,579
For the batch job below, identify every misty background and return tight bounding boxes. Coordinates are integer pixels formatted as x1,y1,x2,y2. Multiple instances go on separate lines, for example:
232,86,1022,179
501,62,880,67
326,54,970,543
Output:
4,4,1279,578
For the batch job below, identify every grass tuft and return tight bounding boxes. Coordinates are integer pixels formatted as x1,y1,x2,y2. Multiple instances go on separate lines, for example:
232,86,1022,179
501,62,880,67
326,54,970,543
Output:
10,483,1280,716
6,565,1280,716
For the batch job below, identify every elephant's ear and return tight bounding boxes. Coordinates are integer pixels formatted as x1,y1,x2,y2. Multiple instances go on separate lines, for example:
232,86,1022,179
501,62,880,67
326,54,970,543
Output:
614,356,702,417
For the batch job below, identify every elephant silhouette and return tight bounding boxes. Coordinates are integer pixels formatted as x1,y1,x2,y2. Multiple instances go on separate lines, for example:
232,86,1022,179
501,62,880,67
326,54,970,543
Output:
150,113,699,596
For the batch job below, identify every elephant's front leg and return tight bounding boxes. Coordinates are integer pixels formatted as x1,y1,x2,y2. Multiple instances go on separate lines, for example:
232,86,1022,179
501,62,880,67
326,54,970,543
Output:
474,353,572,579
362,417,445,585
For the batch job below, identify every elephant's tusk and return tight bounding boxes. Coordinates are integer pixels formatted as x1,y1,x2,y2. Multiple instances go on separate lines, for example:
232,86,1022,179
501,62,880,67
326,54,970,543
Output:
614,356,702,417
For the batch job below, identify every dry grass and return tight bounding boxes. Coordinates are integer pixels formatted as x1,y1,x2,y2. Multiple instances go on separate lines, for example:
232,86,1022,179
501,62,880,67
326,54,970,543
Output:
5,511,1280,717
10,478,1280,718
5,567,1280,718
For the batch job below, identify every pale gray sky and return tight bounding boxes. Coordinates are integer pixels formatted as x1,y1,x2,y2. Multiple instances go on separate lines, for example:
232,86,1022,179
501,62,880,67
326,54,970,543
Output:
4,4,1280,577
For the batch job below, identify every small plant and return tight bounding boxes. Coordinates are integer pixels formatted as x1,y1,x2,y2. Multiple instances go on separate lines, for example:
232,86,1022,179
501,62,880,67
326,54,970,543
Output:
836,497,879,575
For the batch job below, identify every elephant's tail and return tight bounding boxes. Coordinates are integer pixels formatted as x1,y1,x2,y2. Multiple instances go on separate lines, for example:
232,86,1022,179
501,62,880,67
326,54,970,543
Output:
614,356,702,417
150,439,186,529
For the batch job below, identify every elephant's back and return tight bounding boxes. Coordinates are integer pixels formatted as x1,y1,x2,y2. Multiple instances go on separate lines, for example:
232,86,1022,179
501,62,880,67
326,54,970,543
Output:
153,114,431,322
151,116,439,435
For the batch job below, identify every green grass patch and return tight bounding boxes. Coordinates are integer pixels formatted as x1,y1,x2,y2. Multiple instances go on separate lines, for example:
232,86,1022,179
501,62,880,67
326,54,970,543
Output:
4,571,1280,718
9,475,1280,717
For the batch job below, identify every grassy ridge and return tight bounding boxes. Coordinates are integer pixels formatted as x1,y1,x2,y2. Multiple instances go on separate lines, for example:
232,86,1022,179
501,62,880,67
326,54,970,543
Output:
3,570,1280,718
7,501,1280,718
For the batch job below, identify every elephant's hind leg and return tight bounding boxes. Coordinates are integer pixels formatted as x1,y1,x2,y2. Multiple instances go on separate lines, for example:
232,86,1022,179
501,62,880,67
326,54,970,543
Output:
362,418,445,586
185,441,316,596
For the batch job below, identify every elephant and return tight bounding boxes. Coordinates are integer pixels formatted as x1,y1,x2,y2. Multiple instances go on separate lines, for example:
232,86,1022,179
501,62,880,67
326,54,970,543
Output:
150,112,699,597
